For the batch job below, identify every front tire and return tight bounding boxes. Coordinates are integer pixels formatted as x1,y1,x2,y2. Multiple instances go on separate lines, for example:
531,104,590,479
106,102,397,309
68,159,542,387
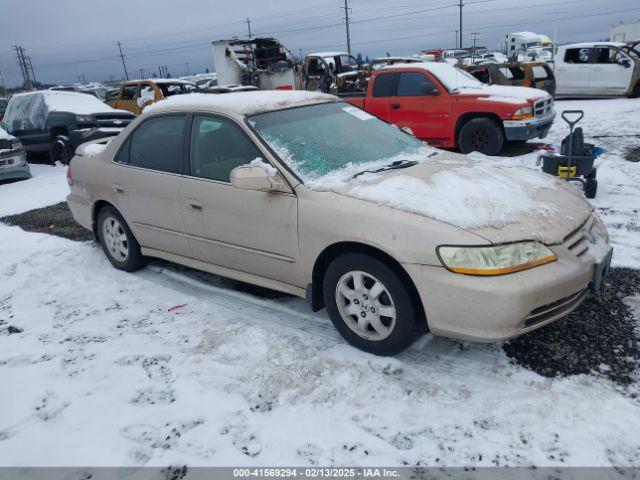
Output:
323,253,423,356
97,206,146,272
50,136,73,165
458,117,504,155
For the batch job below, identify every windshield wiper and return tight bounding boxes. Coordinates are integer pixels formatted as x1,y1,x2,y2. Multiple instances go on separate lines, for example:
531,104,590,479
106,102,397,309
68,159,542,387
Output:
352,160,418,179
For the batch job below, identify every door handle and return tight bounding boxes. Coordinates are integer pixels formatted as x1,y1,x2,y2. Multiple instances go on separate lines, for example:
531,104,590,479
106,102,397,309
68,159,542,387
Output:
391,103,401,109
187,200,203,211
112,184,125,195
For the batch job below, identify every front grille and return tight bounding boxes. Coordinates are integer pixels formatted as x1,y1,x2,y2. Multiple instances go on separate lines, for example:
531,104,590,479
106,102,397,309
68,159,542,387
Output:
524,289,587,327
0,157,15,166
534,97,553,117
94,113,134,129
562,216,594,258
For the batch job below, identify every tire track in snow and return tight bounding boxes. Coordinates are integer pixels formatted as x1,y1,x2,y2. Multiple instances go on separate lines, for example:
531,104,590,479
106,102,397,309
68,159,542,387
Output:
139,263,513,387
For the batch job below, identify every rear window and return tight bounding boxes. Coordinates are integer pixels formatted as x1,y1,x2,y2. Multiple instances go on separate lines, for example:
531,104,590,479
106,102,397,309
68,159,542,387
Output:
372,73,398,97
564,48,591,64
121,85,137,100
129,115,186,173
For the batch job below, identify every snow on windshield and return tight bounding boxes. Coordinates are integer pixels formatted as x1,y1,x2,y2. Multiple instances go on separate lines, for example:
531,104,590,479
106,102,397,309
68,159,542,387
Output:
250,102,440,185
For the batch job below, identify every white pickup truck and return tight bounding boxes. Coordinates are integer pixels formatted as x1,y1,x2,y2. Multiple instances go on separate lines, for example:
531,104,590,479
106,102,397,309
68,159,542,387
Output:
554,42,640,98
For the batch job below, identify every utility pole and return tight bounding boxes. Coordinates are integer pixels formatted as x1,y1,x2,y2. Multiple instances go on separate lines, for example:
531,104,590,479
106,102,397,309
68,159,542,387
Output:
547,11,567,61
186,62,190,76
27,56,37,87
341,0,352,55
139,68,144,80
455,30,458,49
14,46,33,90
246,17,252,39
458,0,463,50
117,41,129,81
0,70,7,97
470,32,480,63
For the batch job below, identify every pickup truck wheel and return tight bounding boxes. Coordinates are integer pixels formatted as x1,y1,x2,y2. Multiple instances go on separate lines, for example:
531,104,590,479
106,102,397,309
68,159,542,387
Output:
50,136,73,165
458,118,504,155
97,206,147,272
323,253,422,356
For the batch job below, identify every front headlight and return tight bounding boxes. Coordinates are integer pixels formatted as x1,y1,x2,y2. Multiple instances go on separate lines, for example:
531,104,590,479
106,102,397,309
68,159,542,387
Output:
512,106,533,120
437,241,557,276
75,114,96,124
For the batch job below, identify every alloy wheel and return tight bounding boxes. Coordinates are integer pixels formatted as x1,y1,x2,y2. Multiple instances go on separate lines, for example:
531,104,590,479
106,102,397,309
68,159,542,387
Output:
102,216,129,262
335,270,397,341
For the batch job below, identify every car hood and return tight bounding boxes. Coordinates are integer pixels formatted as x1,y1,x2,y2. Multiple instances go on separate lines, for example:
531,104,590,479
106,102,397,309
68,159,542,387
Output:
330,150,592,245
457,84,550,103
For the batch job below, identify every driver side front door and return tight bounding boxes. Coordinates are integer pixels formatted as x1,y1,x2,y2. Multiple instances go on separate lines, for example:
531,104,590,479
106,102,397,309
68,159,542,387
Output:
179,114,301,287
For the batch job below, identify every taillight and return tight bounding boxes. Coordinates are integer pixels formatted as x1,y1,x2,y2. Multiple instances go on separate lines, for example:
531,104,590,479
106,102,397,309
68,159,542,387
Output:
66,166,73,186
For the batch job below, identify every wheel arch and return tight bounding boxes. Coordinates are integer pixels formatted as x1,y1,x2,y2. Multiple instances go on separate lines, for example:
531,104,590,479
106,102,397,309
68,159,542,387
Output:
50,125,69,139
91,200,129,241
308,242,426,327
454,112,504,146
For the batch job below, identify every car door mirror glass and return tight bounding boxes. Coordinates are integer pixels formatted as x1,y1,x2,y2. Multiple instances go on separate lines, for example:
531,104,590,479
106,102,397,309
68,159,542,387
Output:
422,84,440,96
230,164,289,193
618,58,631,68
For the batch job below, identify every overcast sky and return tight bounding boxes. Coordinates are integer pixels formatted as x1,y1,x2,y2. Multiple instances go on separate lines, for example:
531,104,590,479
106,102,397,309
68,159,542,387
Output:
1,0,639,87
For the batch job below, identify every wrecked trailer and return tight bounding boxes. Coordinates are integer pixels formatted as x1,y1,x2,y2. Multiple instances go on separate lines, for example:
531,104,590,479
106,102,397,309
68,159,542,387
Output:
212,38,299,90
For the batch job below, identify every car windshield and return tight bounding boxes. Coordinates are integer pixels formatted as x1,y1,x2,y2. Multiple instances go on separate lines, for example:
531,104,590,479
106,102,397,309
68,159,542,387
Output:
249,102,432,183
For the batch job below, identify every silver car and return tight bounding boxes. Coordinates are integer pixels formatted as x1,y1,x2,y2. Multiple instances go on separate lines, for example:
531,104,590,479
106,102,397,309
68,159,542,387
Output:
0,127,30,182
67,91,612,355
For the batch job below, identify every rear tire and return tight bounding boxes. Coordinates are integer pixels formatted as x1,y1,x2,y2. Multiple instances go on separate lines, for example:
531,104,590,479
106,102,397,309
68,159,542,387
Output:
458,117,504,155
322,253,423,356
97,206,146,272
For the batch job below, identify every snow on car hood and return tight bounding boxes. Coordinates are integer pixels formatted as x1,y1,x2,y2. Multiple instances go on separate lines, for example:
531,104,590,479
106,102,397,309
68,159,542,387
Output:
324,151,591,245
464,84,550,104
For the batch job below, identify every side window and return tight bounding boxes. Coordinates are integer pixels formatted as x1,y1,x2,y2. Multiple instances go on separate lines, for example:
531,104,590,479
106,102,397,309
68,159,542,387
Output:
593,48,618,64
137,84,155,108
115,136,131,164
372,73,398,97
129,115,185,173
532,66,549,79
564,48,591,64
121,85,137,100
189,115,264,183
396,72,436,96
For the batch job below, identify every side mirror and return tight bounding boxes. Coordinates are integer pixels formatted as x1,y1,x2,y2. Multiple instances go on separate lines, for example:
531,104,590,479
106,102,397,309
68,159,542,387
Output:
422,84,440,96
618,58,631,68
230,164,290,193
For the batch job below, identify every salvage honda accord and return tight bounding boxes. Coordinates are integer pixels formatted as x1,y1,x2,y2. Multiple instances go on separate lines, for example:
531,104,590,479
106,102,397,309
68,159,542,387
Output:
67,91,612,355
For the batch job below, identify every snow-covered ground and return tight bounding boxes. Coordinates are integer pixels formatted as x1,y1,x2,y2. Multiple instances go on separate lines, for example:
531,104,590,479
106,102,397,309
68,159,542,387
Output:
0,98,639,467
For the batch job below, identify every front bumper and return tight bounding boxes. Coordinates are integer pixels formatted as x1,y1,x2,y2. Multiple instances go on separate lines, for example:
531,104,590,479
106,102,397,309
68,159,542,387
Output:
0,150,31,181
403,223,609,342
503,111,555,141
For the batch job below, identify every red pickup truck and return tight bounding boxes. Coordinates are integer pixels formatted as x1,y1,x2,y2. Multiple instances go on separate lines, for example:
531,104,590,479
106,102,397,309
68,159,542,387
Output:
344,62,555,155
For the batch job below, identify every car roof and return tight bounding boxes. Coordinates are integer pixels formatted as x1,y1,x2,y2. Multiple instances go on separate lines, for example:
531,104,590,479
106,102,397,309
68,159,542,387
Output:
308,51,350,58
123,78,195,86
142,90,338,117
562,42,626,48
